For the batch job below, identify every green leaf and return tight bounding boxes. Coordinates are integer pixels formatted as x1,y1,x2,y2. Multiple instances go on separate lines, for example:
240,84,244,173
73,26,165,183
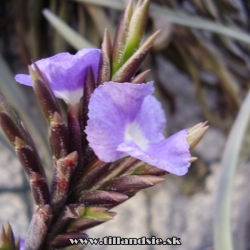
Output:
123,0,150,63
84,4,115,41
214,87,250,250
84,207,115,221
53,0,69,53
42,9,95,50
72,0,126,10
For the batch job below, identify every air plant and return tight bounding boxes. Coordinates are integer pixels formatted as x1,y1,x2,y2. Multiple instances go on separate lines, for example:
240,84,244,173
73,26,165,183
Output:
0,1,208,249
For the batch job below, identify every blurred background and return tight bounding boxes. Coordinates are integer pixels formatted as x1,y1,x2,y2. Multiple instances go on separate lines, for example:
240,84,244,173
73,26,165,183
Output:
1,0,250,249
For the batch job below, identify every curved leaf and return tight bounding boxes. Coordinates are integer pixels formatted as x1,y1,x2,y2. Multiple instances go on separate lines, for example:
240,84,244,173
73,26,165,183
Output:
214,87,250,250
43,9,95,50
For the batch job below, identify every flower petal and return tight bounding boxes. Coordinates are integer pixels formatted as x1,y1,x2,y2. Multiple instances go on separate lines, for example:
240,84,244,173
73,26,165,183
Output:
131,94,166,144
15,49,101,105
86,81,166,162
15,74,33,86
117,130,191,176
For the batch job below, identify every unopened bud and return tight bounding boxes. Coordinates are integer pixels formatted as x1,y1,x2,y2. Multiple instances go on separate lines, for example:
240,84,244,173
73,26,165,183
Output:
186,122,209,150
29,65,61,123
123,0,150,62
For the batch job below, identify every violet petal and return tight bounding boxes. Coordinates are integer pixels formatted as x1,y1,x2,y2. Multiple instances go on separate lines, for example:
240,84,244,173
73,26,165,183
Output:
15,49,101,105
117,130,191,175
86,81,191,175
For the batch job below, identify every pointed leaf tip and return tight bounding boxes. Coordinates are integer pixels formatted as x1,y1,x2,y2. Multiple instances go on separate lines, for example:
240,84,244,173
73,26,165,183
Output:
132,69,151,83
189,157,198,163
112,0,134,75
28,66,38,83
52,112,63,124
66,151,78,163
14,136,27,148
187,122,209,150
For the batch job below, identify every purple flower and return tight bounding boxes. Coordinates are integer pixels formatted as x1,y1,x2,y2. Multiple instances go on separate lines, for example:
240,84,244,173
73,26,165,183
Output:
85,81,191,176
15,49,101,106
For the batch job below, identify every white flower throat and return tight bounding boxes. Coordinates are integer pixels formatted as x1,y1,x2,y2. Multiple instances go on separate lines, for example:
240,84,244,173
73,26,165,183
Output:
124,122,149,151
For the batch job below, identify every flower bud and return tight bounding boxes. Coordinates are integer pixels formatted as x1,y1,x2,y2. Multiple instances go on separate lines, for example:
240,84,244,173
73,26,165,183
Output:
186,122,209,150
29,66,61,123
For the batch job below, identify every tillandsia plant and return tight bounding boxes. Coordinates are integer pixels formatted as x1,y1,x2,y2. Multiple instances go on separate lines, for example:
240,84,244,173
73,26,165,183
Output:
0,0,208,249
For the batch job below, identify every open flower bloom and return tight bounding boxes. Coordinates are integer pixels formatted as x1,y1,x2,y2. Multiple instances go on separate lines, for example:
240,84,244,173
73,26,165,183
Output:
85,81,191,176
15,49,101,106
